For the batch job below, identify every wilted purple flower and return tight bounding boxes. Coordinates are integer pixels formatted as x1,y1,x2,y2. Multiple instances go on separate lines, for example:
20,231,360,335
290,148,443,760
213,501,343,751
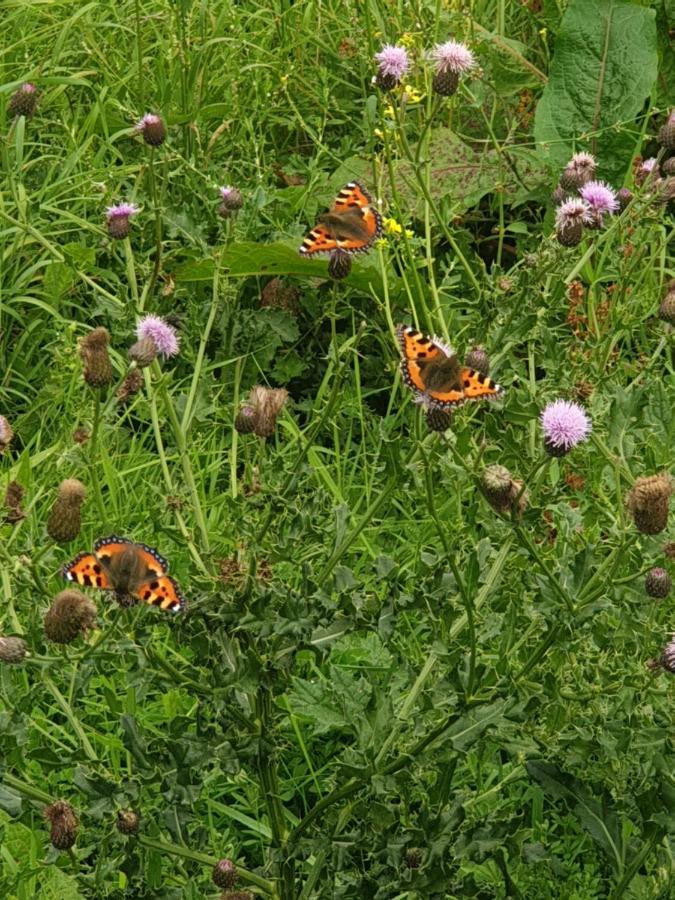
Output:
568,151,596,173
541,399,591,455
430,40,475,74
374,45,410,88
555,198,592,232
105,202,139,239
136,315,179,358
8,83,39,118
579,180,618,217
134,113,166,146
559,152,596,191
641,158,658,175
218,185,243,217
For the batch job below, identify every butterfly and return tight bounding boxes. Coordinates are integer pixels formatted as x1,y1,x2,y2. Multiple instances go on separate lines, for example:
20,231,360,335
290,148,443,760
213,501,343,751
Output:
397,325,503,409
299,181,382,256
62,535,186,613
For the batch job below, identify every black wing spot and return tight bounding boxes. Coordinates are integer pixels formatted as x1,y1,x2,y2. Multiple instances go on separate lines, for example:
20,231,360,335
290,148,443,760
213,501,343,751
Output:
149,581,159,590
143,590,152,600
463,379,471,388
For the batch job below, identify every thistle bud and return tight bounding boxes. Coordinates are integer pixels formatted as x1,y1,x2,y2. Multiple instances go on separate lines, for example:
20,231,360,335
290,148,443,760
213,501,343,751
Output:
626,473,672,535
4,480,26,524
404,847,423,869
128,336,158,368
432,69,459,97
117,369,144,404
212,859,238,889
663,541,675,559
80,327,113,388
116,809,140,835
44,800,79,850
464,346,489,377
105,203,139,239
234,406,257,434
425,406,452,433
327,249,352,280
135,113,166,147
8,83,39,118
658,110,675,151
556,222,583,247
662,157,675,177
659,292,675,324
46,479,86,544
0,415,14,454
0,636,28,664
551,185,568,205
645,567,672,600
44,590,97,644
559,152,596,191
218,186,243,218
615,187,633,211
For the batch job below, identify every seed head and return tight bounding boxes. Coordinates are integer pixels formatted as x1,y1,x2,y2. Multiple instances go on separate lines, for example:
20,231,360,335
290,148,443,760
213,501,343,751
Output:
128,336,158,367
8,83,39,118
327,249,352,280
645,567,671,600
0,636,28,664
135,113,166,146
4,480,26,524
464,345,489,377
559,152,596,191
374,44,410,90
44,590,97,644
136,315,179,358
116,809,140,835
212,859,238,889
658,110,675,151
540,399,591,456
80,327,113,387
105,203,139,239
0,415,14,454
626,473,672,535
46,479,86,544
44,800,79,850
241,386,289,438
117,368,144,404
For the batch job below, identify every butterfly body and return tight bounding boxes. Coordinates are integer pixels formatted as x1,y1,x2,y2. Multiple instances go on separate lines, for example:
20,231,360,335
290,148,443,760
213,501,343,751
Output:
63,535,185,613
397,325,503,409
299,181,382,256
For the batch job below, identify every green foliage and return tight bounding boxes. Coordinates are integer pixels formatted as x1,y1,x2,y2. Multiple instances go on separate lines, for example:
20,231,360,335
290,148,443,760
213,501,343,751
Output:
0,1,673,899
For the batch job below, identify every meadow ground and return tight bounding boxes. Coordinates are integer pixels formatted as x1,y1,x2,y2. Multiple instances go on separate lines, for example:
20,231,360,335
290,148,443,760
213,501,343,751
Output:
0,1,674,898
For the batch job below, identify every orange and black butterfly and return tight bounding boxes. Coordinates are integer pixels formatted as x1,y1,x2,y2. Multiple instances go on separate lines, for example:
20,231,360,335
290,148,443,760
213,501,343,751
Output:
397,325,503,409
299,181,382,256
63,535,186,613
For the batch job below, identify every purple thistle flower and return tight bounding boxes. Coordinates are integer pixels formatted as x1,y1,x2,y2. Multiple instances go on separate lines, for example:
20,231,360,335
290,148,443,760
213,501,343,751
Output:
579,180,619,216
555,198,592,232
541,399,591,456
641,157,659,174
430,40,475,75
20,82,37,94
105,202,139,239
136,314,179,358
374,45,410,82
134,113,166,146
135,113,161,131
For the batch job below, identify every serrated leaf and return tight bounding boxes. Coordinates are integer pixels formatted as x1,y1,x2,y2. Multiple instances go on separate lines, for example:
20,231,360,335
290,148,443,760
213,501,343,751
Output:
534,0,657,181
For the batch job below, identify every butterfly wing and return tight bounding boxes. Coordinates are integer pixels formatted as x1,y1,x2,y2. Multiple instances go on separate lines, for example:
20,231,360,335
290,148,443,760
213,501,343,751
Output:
134,575,186,613
299,181,382,256
456,367,503,401
397,325,464,406
63,552,113,590
94,535,168,576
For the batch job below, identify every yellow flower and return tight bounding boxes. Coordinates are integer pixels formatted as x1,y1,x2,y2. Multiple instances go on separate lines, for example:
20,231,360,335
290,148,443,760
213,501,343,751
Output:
405,229,414,239
539,27,547,38
403,85,424,104
400,33,416,48
383,217,403,236
373,127,384,138
375,237,389,250
384,104,395,118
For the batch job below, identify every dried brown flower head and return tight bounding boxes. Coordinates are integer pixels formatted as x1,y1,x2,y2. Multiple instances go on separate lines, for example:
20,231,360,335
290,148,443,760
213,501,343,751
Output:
4,480,26,524
46,479,86,544
481,465,528,517
117,369,144,404
238,386,289,439
44,800,79,850
80,327,113,388
116,809,140,835
626,473,672,535
44,589,97,644
72,427,91,445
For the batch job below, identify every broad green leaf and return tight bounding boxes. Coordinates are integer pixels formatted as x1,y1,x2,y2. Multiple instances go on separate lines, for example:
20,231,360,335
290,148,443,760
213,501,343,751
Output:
534,0,657,181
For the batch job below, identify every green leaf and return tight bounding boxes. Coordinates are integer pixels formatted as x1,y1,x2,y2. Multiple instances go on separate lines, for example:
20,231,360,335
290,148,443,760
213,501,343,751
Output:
534,0,658,181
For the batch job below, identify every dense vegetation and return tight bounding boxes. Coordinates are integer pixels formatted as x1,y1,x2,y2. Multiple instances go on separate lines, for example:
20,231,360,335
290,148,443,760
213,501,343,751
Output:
1,1,673,897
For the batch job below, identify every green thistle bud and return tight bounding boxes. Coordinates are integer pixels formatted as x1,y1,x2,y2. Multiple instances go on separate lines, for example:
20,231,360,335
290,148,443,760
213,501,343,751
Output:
44,800,79,850
116,809,140,835
79,327,113,388
44,590,97,644
645,567,672,600
404,847,423,869
212,859,238,889
46,479,86,544
0,636,28,664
